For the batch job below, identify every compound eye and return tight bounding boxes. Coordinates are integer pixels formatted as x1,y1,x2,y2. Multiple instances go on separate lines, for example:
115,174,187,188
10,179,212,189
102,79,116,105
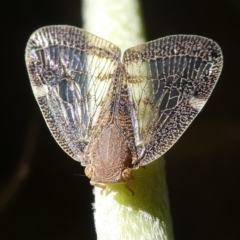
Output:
121,168,133,182
85,165,94,179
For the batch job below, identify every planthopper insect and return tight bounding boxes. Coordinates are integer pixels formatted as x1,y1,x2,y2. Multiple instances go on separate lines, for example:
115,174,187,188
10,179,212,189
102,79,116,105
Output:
25,25,223,194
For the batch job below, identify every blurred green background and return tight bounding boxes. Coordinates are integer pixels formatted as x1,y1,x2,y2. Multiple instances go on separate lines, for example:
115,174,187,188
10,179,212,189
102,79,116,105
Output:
1,0,239,239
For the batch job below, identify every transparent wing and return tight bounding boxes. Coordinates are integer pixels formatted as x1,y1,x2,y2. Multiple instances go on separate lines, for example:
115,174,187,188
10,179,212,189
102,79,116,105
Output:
26,25,121,162
123,35,223,165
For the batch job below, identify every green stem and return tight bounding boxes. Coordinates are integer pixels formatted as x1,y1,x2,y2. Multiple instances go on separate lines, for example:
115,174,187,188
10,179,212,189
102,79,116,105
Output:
82,0,174,239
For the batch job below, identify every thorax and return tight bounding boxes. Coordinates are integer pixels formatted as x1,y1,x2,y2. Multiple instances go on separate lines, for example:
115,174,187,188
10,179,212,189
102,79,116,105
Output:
84,121,132,183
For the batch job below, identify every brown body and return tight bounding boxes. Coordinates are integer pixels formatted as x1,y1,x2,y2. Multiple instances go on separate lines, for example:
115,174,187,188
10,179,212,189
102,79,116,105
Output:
84,119,134,190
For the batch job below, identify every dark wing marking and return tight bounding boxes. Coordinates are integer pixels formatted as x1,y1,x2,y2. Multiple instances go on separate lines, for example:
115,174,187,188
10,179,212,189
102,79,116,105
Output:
25,25,121,162
123,35,223,165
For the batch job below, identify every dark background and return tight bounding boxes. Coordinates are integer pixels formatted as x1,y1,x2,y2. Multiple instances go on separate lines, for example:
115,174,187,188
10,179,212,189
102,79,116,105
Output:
1,0,240,239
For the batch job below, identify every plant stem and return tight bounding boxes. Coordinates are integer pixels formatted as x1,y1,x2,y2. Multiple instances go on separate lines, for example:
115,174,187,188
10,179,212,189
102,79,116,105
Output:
82,0,174,239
